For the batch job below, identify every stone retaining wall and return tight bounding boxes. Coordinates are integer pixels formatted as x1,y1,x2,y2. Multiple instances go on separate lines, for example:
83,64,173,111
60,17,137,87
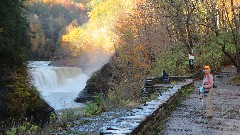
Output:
99,79,194,134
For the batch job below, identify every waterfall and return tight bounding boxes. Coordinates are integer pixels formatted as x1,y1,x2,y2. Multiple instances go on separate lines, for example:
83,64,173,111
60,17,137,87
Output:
30,67,84,91
28,61,89,110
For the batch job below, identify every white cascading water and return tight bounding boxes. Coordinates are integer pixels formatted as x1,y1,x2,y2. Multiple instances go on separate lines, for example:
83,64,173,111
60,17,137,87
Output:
28,61,89,110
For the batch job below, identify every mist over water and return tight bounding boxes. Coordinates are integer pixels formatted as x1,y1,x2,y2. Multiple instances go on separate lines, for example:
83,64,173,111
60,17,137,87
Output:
28,61,89,110
81,52,112,76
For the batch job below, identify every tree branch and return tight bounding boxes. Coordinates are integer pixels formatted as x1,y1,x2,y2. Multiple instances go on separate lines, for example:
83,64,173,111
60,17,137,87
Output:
221,44,237,67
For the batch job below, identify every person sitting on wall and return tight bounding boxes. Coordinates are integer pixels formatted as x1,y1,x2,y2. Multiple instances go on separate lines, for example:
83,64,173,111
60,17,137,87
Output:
162,70,169,83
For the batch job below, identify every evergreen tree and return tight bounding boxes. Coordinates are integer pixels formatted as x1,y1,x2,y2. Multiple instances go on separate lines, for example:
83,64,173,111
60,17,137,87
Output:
0,0,52,121
0,0,30,67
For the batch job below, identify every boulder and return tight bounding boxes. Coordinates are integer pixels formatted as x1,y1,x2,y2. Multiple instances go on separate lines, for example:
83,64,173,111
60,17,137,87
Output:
75,63,114,103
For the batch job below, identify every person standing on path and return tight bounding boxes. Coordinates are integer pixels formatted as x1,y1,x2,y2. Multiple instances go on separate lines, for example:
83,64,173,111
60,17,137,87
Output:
202,65,214,118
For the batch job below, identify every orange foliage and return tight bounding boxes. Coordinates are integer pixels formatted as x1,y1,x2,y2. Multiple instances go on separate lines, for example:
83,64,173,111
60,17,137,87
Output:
113,0,168,81
76,3,86,11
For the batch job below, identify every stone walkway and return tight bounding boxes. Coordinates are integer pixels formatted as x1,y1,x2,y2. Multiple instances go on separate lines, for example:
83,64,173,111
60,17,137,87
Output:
160,71,240,135
62,80,193,135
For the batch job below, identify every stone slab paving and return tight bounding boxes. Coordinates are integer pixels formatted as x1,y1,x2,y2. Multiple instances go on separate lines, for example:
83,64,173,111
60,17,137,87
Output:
160,75,240,135
99,80,193,134
65,80,193,135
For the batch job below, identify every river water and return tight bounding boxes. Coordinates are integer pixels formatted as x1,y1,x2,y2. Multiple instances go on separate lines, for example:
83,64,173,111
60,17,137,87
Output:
28,61,89,110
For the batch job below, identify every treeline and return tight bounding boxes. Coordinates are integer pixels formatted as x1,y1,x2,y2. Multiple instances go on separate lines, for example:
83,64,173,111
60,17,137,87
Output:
0,0,53,126
0,0,30,67
64,0,239,102
27,0,89,60
156,0,240,74
0,0,94,128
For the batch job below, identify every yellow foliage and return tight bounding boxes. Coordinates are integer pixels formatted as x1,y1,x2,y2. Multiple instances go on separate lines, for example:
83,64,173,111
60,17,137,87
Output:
61,0,140,58
61,0,167,99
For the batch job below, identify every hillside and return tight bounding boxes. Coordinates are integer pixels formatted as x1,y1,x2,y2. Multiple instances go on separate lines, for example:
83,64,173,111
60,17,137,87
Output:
27,0,89,60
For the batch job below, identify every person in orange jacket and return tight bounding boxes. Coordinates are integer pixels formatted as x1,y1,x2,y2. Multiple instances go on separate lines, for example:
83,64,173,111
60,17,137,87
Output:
202,65,214,118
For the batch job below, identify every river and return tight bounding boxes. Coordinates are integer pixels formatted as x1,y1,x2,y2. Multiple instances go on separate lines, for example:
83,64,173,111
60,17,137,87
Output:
28,61,89,110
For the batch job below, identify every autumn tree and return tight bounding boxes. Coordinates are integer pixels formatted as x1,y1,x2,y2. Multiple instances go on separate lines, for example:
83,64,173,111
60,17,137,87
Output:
62,0,169,100
220,0,240,73
27,0,89,60
108,0,168,99
158,0,240,73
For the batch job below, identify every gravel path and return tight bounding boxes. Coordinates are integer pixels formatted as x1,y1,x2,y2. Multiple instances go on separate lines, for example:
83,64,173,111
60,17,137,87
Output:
160,69,240,135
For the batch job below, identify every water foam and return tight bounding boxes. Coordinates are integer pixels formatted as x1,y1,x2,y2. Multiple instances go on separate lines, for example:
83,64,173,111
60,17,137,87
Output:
28,61,89,110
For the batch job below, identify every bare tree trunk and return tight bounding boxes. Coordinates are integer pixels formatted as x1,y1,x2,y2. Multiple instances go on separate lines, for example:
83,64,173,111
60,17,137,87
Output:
210,0,220,36
230,0,240,73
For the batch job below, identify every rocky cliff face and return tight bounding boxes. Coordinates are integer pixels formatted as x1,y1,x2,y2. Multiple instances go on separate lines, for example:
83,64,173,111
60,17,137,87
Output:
75,63,114,103
50,56,115,103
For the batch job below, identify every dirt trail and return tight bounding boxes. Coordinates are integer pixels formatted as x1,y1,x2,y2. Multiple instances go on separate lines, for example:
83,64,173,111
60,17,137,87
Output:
160,68,240,135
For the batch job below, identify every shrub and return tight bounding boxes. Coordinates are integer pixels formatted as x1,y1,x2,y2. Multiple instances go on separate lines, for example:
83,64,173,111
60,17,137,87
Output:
81,94,107,116
83,101,102,116
151,45,190,76
4,65,45,117
195,32,235,71
81,93,132,116
5,122,39,135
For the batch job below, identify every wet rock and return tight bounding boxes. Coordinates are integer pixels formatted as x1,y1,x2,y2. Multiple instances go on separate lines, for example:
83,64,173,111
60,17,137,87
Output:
74,90,97,103
75,63,114,103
